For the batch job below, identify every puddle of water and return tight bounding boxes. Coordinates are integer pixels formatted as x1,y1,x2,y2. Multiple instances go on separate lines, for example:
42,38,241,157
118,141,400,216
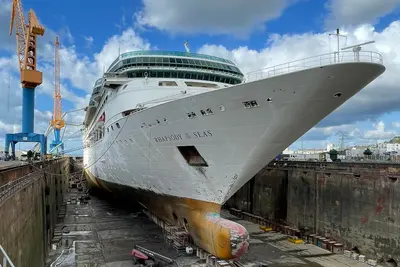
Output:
63,231,92,236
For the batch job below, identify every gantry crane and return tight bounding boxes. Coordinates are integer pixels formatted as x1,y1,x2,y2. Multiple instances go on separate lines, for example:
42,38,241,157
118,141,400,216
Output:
4,0,47,159
50,36,65,155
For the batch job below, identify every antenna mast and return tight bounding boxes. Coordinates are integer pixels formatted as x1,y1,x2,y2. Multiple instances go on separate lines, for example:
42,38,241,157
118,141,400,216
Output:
184,40,190,53
329,29,346,63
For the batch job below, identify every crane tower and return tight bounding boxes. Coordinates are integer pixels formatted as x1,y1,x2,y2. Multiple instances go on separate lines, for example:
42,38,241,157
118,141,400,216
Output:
4,0,47,159
50,36,65,154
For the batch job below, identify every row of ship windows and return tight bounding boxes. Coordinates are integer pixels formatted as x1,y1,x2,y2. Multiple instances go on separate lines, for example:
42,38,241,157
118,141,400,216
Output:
89,121,121,143
126,71,242,85
92,71,240,92
110,57,241,74
89,106,216,143
88,99,262,144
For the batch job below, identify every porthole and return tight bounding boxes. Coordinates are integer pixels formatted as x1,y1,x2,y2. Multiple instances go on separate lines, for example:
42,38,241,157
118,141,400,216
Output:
333,92,342,98
266,98,272,102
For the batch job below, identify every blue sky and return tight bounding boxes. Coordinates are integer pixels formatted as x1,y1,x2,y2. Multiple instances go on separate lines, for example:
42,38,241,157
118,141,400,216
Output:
0,0,400,154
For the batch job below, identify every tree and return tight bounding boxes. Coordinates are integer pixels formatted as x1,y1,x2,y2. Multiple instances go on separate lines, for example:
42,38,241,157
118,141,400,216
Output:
329,149,338,162
363,148,373,156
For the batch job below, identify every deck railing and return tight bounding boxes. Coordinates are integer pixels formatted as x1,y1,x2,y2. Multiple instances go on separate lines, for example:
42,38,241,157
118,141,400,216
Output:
246,50,383,82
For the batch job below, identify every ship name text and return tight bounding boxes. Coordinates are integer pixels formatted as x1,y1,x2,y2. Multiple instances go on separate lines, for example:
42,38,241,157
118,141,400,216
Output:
153,130,213,143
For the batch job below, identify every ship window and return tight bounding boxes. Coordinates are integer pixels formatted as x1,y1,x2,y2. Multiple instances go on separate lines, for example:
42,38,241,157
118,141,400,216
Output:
185,81,218,88
155,57,162,63
178,72,184,78
107,128,109,133
159,81,178,86
143,57,149,63
111,125,114,131
176,58,182,63
164,72,171,78
150,71,156,77
188,59,195,65
163,58,169,63
177,146,208,167
182,59,189,64
169,58,176,63
171,72,178,78
116,122,121,129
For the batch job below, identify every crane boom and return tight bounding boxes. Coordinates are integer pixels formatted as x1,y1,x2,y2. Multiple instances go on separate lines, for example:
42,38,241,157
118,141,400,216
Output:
9,0,45,88
10,0,27,71
52,36,64,129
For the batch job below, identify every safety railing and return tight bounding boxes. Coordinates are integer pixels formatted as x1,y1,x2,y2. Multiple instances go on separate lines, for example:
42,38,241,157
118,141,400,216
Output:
0,172,41,205
0,245,15,267
246,50,383,82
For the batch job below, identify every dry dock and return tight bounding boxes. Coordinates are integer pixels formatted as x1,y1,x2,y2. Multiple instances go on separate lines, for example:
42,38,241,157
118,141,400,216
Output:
45,178,369,267
226,161,400,266
0,158,399,267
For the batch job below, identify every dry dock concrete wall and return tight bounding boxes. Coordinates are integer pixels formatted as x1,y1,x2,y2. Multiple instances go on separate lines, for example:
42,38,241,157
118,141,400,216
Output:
0,158,72,267
226,161,400,262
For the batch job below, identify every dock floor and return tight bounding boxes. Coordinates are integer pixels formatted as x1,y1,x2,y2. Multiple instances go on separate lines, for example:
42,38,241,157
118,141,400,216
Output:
45,189,202,267
222,211,375,267
46,188,375,267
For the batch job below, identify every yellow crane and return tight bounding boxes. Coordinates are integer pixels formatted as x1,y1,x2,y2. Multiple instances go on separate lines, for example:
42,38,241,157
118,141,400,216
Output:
10,0,44,87
50,36,65,154
5,0,47,160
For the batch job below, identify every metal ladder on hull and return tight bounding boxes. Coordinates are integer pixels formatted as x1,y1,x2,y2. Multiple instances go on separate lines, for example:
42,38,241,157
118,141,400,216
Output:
0,245,15,267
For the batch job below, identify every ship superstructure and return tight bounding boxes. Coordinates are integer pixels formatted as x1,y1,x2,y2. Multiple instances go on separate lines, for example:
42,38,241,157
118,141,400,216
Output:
83,48,385,259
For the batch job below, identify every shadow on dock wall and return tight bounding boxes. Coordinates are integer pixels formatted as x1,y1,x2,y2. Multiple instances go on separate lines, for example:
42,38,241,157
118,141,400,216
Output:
0,158,72,267
225,161,400,263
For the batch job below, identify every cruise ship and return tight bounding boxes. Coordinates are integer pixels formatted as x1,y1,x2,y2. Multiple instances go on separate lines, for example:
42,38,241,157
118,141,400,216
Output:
83,45,385,259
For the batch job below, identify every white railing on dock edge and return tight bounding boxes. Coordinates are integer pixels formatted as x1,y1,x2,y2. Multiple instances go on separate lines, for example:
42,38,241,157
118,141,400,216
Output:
0,245,15,267
246,50,383,82
0,172,41,206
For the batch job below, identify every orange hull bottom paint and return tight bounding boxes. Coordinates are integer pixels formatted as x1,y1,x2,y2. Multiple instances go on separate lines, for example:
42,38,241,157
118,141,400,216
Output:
85,170,249,259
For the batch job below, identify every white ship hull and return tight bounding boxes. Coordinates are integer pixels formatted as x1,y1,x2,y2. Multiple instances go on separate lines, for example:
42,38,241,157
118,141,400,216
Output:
84,62,384,204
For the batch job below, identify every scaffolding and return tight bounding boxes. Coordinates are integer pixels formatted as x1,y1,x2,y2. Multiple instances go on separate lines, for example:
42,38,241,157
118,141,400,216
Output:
142,209,191,252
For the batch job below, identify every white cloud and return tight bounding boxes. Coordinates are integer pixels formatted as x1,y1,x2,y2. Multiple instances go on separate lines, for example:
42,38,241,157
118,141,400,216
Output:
393,122,400,128
198,21,400,127
363,121,396,139
325,0,400,28
300,124,361,142
1,23,151,154
93,28,152,76
84,36,94,47
135,0,294,37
